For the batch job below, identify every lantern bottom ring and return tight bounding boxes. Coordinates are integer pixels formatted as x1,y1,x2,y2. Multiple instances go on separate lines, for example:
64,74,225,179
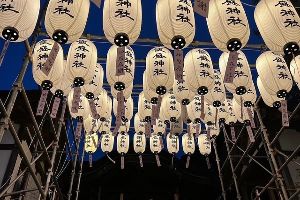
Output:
244,101,253,107
171,35,186,49
170,117,177,122
277,90,287,98
73,77,85,87
283,42,299,55
156,86,167,95
54,89,64,98
273,101,281,109
2,27,19,41
227,38,242,52
52,30,68,44
235,86,247,95
151,97,158,104
182,99,190,105
114,82,126,91
114,33,129,47
145,116,151,122
41,80,53,90
86,92,95,100
213,101,221,107
197,86,208,95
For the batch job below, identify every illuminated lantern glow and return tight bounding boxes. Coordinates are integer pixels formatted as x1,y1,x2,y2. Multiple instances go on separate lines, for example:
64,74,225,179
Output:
94,91,112,122
143,72,160,104
99,118,112,134
182,133,195,154
156,0,195,50
173,70,195,105
225,98,237,125
290,55,300,90
84,116,99,134
207,123,220,138
219,50,252,95
198,133,211,156
81,64,104,100
232,98,254,123
0,0,40,42
84,132,98,154
103,0,142,46
205,70,226,107
233,81,257,107
256,51,293,98
117,132,130,169
254,0,300,55
187,95,204,124
257,77,283,108
45,0,90,44
113,96,134,122
217,101,229,124
184,49,214,96
146,47,175,95
106,45,135,91
134,114,146,134
153,118,166,135
118,120,131,134
67,89,91,119
101,132,114,153
189,123,201,136
207,0,250,52
160,91,181,122
133,132,146,154
203,103,216,125
166,133,179,154
138,92,152,122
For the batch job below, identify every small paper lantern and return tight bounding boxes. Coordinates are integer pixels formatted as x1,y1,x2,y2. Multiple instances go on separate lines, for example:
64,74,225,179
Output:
143,72,160,104
81,64,104,100
99,118,112,134
184,49,214,95
153,118,166,135
203,103,216,125
65,39,98,87
101,132,114,153
117,133,130,154
232,98,254,123
166,133,179,154
173,70,195,105
254,0,300,55
160,91,181,122
257,77,283,108
198,134,211,156
217,101,229,124
85,133,98,154
113,96,134,121
45,0,90,44
256,51,293,98
233,81,257,107
118,120,131,134
84,116,99,134
0,0,40,42
225,99,237,125
103,0,142,46
150,134,163,153
94,90,112,121
170,119,183,135
111,82,133,99
290,55,300,90
182,133,195,154
207,124,220,138
189,123,201,135
134,114,145,133
32,39,64,90
219,50,252,95
187,95,204,123
133,133,146,154
67,89,91,119
146,47,175,95
106,45,135,91
207,0,250,52
156,0,195,50
137,92,152,122
204,70,226,107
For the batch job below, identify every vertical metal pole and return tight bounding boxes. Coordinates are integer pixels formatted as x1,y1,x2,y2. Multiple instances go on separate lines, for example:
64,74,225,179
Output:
255,108,289,200
212,138,226,200
74,147,85,200
43,99,67,198
222,125,242,200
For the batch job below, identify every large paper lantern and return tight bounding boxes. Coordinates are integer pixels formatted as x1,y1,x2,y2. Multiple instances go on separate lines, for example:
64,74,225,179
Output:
101,132,114,153
133,133,146,154
103,0,142,46
0,0,40,42
138,92,152,122
160,91,181,122
254,0,300,55
166,133,179,155
184,49,214,95
234,81,257,107
187,95,204,123
106,45,135,91
257,77,283,108
134,114,145,134
205,70,226,107
111,82,133,99
207,0,250,52
198,133,211,156
45,0,90,44
219,50,252,95
85,133,98,154
50,61,72,98
84,116,99,134
290,55,300,90
113,96,134,121
146,47,175,95
81,64,104,99
65,39,97,87
153,118,166,135
67,89,91,119
256,51,293,98
156,0,195,50
173,70,195,105
32,39,64,91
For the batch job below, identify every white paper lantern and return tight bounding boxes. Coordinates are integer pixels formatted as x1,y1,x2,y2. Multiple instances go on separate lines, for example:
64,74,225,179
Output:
0,0,40,42
113,96,134,121
99,118,112,134
166,133,179,154
67,89,91,119
232,98,254,123
219,50,252,95
85,133,98,154
119,120,131,134
134,114,145,133
182,133,195,154
189,123,201,135
225,98,237,125
111,82,133,99
254,0,300,55
153,118,166,135
173,70,195,105
257,77,283,108
256,51,293,98
184,49,214,95
50,61,72,98
94,90,112,121
217,101,229,123
45,0,90,44
150,134,163,153
143,72,160,104
160,91,181,122
81,64,104,100
84,116,99,134
156,0,195,50
65,39,98,87
207,124,220,137
205,70,226,107
137,92,152,122
133,133,146,154
203,103,216,125
146,47,175,95
101,132,114,153
32,39,64,90
233,81,257,107
117,133,130,154
290,55,300,90
103,0,142,46
198,134,211,156
106,45,135,91
207,0,250,52
187,95,204,123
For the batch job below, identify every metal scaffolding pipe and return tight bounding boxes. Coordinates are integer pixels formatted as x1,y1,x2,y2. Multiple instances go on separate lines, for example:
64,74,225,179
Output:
74,147,85,200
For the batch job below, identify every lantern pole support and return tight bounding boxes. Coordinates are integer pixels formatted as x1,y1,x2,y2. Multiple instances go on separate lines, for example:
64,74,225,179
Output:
255,107,289,200
274,148,300,167
74,146,85,200
221,125,242,200
212,139,227,200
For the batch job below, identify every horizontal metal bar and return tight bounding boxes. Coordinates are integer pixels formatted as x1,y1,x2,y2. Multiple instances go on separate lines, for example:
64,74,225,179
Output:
275,148,300,167
288,189,300,200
